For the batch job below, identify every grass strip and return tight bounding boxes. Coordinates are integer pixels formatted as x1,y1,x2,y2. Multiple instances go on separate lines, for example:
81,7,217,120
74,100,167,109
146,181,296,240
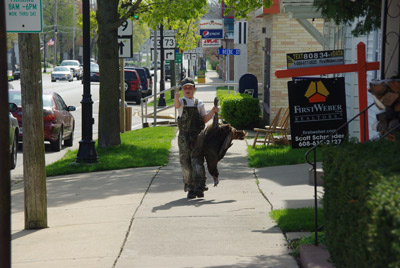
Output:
46,126,177,177
248,145,321,168
270,207,324,232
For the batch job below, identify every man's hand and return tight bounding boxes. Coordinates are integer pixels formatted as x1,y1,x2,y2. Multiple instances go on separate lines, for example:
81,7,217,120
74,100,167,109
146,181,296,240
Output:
174,87,181,108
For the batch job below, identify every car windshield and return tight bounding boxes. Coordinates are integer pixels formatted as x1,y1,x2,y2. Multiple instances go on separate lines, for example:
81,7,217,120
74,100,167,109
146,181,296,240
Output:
8,91,53,107
54,66,70,72
91,64,99,72
61,61,79,66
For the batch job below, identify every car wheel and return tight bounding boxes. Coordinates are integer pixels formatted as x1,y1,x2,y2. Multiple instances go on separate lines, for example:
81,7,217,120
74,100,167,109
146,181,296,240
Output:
69,78,73,82
51,79,56,82
51,128,63,152
64,126,74,147
136,95,142,105
10,132,18,170
124,82,129,91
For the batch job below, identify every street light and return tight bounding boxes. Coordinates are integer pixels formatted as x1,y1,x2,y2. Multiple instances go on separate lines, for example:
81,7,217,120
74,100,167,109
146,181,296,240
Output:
76,0,97,163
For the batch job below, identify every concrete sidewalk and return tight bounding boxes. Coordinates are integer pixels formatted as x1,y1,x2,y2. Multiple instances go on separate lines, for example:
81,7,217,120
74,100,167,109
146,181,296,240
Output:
11,70,329,268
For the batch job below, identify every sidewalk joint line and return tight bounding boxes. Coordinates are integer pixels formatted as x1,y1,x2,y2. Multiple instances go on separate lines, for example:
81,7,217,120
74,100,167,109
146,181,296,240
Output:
112,166,162,267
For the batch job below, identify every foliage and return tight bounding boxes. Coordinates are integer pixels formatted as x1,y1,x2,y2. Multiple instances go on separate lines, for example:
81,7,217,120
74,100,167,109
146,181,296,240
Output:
221,0,273,19
270,207,324,232
290,232,326,256
367,174,400,267
220,93,260,129
248,145,321,168
46,126,177,176
313,0,381,36
322,139,400,267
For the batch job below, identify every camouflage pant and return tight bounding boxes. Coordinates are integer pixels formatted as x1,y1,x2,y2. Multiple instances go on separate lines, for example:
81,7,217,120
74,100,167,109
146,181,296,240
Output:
178,131,207,192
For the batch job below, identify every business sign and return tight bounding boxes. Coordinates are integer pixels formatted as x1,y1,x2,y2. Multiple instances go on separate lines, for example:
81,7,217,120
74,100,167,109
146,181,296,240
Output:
217,48,240,55
199,19,223,29
6,0,43,32
288,77,347,149
200,29,223,39
201,39,221,48
287,49,344,69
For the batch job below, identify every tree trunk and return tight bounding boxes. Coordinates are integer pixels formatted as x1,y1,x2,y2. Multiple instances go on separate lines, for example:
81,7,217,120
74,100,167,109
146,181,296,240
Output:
96,0,121,148
19,33,48,229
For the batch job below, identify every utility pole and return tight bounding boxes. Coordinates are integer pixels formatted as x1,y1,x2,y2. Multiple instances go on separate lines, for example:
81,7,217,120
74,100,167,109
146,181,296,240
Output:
73,0,76,59
53,0,57,66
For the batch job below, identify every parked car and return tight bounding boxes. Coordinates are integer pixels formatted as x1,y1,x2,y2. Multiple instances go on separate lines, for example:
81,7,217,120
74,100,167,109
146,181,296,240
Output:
143,67,153,96
60,60,82,80
165,63,171,81
126,67,149,96
151,61,161,70
124,69,142,104
81,63,100,83
9,103,19,169
13,67,20,80
8,90,76,152
51,66,73,82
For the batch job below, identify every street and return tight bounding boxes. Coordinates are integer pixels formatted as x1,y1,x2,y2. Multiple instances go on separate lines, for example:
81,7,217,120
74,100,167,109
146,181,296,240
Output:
9,70,170,182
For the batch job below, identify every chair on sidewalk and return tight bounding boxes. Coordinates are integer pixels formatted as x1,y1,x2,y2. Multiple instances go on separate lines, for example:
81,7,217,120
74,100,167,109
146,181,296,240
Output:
252,107,283,148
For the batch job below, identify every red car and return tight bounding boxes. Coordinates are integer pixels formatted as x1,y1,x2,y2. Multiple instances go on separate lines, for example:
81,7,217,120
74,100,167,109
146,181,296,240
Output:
8,90,76,152
124,69,142,104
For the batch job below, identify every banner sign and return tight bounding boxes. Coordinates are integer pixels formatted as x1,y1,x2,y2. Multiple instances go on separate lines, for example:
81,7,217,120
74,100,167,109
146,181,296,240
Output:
200,29,223,39
199,19,223,29
201,39,221,47
288,77,347,148
287,49,344,69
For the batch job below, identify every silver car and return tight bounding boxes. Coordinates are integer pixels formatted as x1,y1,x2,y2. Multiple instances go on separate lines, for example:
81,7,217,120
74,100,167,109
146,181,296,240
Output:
60,60,82,80
51,66,73,82
9,103,19,169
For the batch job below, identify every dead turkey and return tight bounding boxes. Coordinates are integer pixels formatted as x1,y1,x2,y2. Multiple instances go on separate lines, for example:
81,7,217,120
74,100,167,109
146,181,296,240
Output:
192,97,246,188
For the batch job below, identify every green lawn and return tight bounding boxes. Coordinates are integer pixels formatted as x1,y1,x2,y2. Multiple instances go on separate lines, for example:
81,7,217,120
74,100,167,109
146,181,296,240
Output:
46,126,177,177
248,145,321,168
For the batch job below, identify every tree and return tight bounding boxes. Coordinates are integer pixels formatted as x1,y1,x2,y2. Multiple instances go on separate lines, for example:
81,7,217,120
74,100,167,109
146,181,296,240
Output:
19,33,48,229
221,0,273,18
95,0,208,148
313,0,381,36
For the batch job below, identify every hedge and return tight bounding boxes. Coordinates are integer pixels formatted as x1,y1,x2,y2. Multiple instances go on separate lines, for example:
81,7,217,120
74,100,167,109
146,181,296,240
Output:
321,139,400,267
220,93,260,130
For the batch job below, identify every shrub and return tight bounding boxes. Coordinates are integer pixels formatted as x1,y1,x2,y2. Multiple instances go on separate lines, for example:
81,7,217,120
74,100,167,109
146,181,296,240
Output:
322,139,400,267
220,93,260,129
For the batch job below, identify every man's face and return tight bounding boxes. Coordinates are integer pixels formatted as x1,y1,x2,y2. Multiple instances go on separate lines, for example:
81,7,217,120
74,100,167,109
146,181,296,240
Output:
182,85,195,99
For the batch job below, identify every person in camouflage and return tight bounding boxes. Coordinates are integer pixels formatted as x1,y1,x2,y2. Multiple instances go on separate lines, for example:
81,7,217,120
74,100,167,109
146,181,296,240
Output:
174,77,218,199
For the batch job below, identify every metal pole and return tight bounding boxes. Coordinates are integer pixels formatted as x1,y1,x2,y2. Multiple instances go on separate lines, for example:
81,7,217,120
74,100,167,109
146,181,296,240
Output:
158,24,166,107
44,33,47,73
120,58,125,133
0,2,11,265
313,149,318,246
76,0,97,163
153,28,158,126
73,0,76,59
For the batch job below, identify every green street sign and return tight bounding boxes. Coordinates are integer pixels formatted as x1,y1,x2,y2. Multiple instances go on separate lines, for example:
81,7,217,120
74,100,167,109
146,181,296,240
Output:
176,53,182,63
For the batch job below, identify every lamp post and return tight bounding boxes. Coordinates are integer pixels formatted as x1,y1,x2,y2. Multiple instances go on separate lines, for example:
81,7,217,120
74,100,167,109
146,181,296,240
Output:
76,0,97,163
158,24,166,107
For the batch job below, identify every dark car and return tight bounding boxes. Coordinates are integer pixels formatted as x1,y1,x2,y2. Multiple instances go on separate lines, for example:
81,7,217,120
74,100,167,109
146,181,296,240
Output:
124,69,142,104
9,90,76,152
9,103,19,169
143,67,153,96
82,63,100,83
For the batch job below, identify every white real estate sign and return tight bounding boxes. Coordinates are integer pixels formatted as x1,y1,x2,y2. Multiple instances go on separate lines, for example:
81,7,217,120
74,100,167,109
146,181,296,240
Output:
5,0,43,32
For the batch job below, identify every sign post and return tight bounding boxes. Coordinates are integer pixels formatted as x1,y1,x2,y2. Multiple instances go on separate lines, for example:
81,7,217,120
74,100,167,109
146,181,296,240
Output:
275,42,379,142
